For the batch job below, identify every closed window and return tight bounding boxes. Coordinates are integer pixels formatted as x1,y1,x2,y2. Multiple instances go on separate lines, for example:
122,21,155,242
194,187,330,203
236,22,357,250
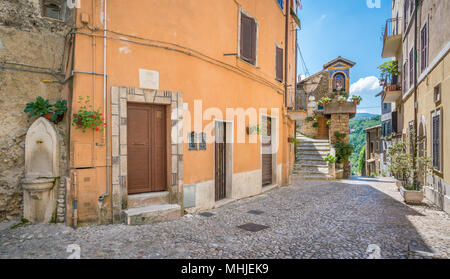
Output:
421,23,428,72
434,83,441,103
404,0,409,31
240,13,257,65
431,109,442,171
409,49,414,87
44,4,61,20
275,46,283,82
403,62,408,91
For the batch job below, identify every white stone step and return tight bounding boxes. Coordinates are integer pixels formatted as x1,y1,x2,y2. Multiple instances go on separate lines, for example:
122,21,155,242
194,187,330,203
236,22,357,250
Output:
297,146,330,151
294,166,329,173
291,174,333,181
299,160,328,166
124,204,181,225
298,155,327,161
297,150,330,156
127,191,170,209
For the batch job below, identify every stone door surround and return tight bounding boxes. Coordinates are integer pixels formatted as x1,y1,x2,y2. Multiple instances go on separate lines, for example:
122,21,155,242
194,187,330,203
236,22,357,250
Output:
110,86,183,222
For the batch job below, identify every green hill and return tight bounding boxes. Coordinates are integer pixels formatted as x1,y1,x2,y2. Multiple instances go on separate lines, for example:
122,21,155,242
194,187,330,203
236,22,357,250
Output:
349,115,381,175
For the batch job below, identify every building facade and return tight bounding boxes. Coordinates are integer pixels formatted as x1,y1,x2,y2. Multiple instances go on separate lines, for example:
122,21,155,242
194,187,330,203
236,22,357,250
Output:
0,0,74,222
381,0,450,214
68,0,302,225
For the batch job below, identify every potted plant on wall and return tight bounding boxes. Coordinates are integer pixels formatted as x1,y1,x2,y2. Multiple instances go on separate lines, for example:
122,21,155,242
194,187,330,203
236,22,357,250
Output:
72,96,106,133
334,141,353,169
387,138,432,204
377,60,400,89
338,96,346,104
24,97,68,124
24,97,53,121
318,97,331,106
351,96,362,105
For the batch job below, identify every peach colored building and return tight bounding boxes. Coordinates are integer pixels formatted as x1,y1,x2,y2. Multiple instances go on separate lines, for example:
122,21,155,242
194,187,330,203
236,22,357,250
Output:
67,0,303,225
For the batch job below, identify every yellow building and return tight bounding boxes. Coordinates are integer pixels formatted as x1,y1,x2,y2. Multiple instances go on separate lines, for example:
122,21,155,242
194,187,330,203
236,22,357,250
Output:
381,0,450,213
66,0,303,225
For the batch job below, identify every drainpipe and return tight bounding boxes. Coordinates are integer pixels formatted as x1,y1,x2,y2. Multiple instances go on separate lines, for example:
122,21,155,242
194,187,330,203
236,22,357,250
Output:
413,0,419,185
284,0,290,107
72,172,78,229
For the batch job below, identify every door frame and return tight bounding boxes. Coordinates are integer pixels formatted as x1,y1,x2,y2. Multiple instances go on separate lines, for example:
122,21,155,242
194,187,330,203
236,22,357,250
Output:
213,120,233,201
260,114,278,186
110,86,184,220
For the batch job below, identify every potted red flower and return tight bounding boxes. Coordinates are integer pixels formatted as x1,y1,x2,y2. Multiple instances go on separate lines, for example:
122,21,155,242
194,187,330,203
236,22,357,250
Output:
72,96,105,133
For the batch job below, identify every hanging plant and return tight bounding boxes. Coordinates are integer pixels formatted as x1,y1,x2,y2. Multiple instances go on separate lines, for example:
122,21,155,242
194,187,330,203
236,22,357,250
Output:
72,96,105,133
305,116,314,122
312,122,319,128
326,120,331,128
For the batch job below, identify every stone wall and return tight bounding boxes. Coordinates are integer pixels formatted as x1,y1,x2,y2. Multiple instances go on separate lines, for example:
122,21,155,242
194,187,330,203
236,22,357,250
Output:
0,0,73,221
329,114,350,145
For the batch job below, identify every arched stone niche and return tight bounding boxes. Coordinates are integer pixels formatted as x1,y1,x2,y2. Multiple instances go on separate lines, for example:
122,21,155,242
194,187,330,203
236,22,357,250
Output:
24,117,59,178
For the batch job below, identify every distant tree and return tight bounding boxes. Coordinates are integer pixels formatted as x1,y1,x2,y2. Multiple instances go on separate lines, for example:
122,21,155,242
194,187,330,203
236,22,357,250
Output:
358,146,366,176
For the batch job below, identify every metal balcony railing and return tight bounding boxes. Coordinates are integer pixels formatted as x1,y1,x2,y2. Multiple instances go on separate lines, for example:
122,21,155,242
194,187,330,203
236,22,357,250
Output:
294,90,307,111
382,18,403,43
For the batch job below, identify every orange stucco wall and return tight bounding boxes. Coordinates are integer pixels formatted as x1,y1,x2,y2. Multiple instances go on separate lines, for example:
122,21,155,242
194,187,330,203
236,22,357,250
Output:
70,0,297,223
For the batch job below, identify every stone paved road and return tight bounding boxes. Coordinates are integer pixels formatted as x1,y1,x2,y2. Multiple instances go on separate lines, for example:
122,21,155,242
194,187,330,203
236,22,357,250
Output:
1,177,449,259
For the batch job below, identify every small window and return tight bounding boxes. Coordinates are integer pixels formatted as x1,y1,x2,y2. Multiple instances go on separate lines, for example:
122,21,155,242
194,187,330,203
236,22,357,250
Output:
421,23,428,72
240,12,257,65
44,4,61,20
403,61,408,91
434,84,441,103
199,132,207,150
409,49,414,87
275,46,283,82
431,109,442,171
188,132,197,150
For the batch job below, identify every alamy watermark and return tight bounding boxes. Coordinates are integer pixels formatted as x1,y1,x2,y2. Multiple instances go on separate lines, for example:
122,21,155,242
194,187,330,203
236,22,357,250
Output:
366,0,381,9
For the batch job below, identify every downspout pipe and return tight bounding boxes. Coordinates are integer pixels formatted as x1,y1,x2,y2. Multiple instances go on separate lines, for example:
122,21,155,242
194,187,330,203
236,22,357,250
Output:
413,0,419,185
284,0,290,107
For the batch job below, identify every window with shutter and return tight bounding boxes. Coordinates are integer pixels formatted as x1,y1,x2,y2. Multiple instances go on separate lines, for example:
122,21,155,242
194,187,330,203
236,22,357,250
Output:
275,46,283,82
409,49,414,87
403,62,408,91
421,23,428,72
431,109,442,171
240,13,257,65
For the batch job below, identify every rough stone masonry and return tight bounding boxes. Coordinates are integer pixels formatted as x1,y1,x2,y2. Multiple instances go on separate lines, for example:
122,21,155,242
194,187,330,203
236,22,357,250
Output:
0,0,73,221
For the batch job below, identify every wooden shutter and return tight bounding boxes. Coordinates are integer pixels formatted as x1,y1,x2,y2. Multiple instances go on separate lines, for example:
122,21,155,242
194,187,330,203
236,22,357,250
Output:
432,111,441,170
276,46,283,81
240,13,256,65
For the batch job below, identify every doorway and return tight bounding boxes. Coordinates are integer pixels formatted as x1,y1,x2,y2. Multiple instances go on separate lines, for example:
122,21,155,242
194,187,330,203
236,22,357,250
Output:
317,117,329,139
261,116,273,186
127,103,167,194
215,121,227,201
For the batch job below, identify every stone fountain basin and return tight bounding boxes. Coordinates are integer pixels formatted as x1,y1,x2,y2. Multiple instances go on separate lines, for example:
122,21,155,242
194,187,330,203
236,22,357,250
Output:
22,177,55,192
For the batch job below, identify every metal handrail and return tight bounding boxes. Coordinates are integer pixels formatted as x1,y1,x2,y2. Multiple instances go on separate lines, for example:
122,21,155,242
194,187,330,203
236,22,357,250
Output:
383,18,403,42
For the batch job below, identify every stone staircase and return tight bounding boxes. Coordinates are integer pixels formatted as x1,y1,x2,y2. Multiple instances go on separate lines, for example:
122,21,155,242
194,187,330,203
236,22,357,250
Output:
292,134,333,181
123,191,181,225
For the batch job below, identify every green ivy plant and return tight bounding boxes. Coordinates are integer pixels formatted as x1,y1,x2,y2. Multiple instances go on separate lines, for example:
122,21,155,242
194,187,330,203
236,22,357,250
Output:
24,97,52,118
323,154,337,164
72,96,105,133
334,131,347,139
312,122,319,128
326,120,331,128
334,141,353,163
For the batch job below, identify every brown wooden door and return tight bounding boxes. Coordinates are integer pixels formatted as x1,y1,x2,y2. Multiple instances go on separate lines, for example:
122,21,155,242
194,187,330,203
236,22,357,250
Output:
317,117,329,139
215,122,226,201
262,117,273,186
127,103,167,194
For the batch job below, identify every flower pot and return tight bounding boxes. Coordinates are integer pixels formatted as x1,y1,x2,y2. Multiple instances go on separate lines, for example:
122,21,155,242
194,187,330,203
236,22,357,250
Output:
400,187,424,205
42,113,53,122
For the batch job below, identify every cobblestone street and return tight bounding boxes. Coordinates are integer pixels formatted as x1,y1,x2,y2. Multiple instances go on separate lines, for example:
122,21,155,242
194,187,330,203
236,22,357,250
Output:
1,177,449,259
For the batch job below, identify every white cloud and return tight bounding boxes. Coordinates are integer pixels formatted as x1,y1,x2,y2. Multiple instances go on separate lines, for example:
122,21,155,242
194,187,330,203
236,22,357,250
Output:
350,76,381,94
319,14,327,23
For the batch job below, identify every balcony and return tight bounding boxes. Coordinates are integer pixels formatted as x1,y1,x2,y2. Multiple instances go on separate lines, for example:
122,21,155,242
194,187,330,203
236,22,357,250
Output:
382,85,402,103
323,102,356,118
287,90,308,121
381,18,403,58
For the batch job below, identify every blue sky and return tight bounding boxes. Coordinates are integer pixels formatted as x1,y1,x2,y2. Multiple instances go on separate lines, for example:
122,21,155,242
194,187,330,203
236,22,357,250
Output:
296,0,392,115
